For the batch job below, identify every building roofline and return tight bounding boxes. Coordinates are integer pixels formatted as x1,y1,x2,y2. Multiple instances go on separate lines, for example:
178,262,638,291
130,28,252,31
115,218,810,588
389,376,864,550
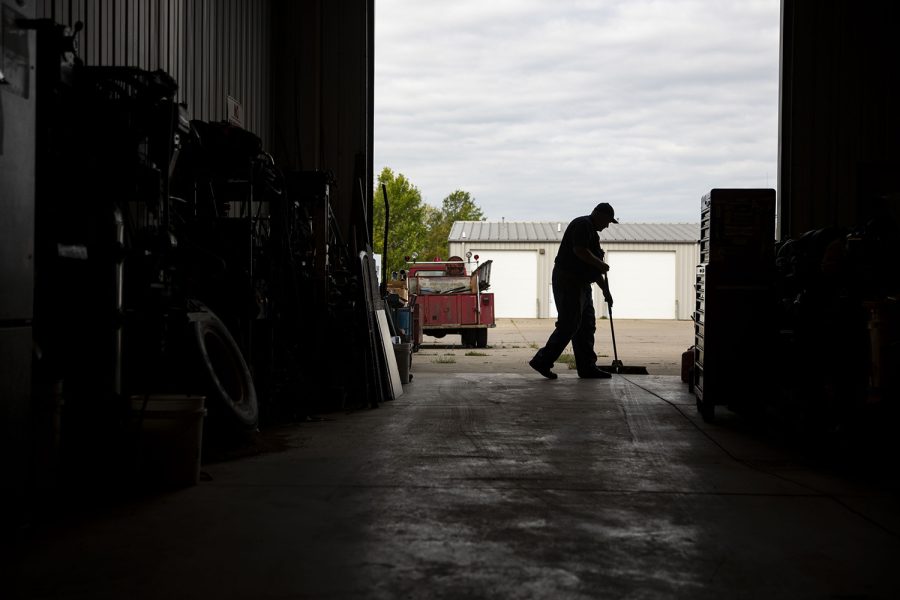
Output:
449,221,700,243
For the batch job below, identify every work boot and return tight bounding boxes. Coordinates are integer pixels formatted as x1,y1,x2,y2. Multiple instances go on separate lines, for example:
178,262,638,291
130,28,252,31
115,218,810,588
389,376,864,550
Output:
528,358,558,380
577,366,612,379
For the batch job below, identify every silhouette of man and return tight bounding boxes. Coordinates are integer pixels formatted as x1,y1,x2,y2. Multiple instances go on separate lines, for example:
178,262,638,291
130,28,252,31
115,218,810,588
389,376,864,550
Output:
529,203,617,379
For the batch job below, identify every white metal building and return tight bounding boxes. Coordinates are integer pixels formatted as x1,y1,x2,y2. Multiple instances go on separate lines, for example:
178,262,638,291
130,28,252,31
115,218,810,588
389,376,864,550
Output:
448,221,700,320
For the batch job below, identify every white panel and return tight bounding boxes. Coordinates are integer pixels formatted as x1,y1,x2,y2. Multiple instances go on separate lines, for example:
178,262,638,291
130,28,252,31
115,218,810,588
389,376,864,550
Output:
605,252,676,319
549,285,558,318
470,250,537,318
375,310,403,400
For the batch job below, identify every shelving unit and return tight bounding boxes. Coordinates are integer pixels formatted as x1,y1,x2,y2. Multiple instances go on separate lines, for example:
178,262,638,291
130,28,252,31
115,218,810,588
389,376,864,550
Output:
693,189,776,421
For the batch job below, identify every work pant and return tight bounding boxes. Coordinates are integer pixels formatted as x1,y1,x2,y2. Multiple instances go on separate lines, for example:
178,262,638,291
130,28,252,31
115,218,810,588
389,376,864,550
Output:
531,268,597,373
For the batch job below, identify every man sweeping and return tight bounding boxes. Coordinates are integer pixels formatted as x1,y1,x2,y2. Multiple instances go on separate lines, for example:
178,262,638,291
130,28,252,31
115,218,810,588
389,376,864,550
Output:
529,203,618,379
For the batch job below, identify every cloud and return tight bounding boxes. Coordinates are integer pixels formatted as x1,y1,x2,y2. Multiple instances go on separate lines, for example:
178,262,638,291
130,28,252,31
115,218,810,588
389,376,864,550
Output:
375,0,780,222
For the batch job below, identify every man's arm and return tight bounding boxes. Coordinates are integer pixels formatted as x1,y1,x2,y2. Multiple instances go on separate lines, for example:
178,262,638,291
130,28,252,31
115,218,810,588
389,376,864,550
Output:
573,246,608,273
573,247,613,306
596,272,613,307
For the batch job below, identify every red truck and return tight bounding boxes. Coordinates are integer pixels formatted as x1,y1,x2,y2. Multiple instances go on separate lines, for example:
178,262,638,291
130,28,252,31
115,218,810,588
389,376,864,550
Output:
401,255,495,349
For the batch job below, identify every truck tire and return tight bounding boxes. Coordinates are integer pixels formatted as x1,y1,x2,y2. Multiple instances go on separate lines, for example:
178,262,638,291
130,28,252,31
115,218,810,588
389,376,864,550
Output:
191,311,258,429
475,328,488,348
461,330,476,348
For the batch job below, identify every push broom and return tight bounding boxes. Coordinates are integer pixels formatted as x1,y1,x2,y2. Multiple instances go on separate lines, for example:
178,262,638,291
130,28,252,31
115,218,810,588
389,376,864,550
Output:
601,273,649,375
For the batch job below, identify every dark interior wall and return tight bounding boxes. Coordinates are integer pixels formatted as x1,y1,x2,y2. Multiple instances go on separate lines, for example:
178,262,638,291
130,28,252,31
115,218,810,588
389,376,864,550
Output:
1,0,38,525
35,0,272,145
779,0,900,239
268,0,319,173
270,0,375,248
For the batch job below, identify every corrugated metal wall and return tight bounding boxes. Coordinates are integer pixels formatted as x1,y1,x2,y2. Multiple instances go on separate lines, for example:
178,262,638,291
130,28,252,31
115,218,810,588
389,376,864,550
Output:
269,0,375,241
449,241,699,320
36,0,271,144
779,0,900,240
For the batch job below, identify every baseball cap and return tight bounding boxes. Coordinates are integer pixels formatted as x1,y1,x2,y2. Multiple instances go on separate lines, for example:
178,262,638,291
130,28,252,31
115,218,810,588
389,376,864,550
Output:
593,202,619,224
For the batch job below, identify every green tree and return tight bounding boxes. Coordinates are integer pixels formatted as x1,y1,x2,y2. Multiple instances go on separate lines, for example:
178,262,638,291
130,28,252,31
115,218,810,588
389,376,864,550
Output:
421,190,485,262
373,167,428,276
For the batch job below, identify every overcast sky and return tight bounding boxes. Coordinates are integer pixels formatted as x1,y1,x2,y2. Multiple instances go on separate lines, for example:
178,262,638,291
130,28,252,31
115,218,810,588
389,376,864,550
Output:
373,0,781,224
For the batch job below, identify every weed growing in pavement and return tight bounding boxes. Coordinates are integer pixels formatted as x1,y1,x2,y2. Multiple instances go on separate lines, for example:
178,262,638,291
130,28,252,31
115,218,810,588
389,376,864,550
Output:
553,353,609,368
465,351,488,356
529,343,538,349
555,353,577,370
433,355,457,364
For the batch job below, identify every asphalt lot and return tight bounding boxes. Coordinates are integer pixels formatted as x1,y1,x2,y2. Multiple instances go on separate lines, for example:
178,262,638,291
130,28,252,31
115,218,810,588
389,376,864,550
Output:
414,317,694,376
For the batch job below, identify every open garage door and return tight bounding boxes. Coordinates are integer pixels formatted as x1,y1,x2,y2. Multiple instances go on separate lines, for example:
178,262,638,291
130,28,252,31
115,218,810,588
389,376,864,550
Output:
605,251,676,319
470,250,537,318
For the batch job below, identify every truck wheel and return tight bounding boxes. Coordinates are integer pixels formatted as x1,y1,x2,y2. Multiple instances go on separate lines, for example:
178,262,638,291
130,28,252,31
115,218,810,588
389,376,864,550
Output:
475,328,488,348
461,330,476,348
191,311,258,429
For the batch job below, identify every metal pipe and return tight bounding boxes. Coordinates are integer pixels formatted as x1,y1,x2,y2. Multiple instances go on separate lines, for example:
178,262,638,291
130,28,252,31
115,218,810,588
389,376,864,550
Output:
381,182,390,287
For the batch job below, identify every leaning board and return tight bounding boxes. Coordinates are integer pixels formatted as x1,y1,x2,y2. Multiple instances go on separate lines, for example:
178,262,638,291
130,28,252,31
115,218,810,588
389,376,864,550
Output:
376,309,403,400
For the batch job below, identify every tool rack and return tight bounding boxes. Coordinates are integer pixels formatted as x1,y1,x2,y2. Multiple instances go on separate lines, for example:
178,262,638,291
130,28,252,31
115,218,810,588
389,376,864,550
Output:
693,189,775,421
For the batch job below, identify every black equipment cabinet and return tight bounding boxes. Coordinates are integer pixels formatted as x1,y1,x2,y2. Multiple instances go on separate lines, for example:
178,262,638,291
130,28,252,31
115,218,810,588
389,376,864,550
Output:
693,189,776,421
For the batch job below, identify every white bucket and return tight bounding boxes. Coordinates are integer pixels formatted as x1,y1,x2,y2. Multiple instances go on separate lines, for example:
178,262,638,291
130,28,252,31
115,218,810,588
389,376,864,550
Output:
130,395,206,488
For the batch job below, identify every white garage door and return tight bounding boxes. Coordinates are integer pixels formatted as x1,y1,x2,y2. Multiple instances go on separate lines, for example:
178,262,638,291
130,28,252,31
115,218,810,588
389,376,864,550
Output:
470,250,537,318
549,285,557,319
604,251,676,319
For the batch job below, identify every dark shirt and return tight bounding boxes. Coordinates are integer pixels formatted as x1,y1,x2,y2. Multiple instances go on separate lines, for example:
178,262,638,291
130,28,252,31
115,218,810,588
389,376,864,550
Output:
554,215,603,282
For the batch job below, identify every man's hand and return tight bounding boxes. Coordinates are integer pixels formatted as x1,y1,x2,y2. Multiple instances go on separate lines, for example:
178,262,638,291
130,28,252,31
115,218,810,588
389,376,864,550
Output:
595,272,613,307
603,289,614,308
594,267,613,307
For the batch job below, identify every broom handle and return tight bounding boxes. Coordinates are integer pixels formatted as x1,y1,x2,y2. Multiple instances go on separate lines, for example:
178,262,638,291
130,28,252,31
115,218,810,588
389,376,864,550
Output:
603,273,620,363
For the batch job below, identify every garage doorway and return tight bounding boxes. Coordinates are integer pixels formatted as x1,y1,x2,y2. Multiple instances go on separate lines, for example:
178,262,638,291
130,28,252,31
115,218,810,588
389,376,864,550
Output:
604,251,676,319
469,250,537,318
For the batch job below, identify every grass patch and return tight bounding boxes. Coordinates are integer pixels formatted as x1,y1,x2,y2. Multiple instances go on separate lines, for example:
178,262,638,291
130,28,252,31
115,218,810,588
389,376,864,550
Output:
433,355,457,364
528,343,539,349
465,351,488,357
554,353,578,370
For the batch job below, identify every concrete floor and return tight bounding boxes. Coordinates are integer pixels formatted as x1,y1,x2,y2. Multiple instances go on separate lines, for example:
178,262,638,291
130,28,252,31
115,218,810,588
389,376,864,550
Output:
416,318,694,376
5,320,900,599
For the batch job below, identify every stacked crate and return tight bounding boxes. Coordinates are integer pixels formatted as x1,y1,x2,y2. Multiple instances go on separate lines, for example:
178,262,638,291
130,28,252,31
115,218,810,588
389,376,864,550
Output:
693,189,776,421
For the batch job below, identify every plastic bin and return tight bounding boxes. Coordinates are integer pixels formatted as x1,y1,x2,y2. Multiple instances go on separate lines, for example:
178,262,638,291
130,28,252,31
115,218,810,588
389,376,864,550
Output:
396,307,413,340
130,395,206,488
393,342,413,384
